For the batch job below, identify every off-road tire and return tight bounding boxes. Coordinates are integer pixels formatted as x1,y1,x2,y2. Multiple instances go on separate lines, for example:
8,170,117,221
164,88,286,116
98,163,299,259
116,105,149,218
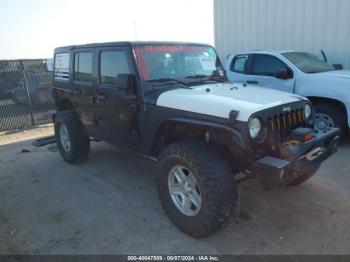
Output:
54,110,90,164
314,103,347,134
157,141,237,238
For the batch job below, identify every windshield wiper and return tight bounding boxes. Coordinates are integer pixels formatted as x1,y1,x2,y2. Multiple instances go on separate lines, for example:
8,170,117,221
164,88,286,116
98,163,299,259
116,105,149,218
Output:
185,74,226,83
147,77,189,86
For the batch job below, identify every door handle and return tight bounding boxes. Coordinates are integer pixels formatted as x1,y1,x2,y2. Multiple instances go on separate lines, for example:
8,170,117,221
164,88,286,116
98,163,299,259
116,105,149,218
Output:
96,93,106,101
247,80,259,84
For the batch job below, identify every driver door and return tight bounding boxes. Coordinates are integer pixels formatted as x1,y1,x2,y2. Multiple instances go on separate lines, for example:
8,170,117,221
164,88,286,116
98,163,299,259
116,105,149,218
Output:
246,54,295,93
94,47,137,146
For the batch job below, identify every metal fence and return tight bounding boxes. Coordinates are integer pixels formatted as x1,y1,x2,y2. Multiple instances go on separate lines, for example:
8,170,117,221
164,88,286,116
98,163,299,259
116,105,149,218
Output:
0,59,55,132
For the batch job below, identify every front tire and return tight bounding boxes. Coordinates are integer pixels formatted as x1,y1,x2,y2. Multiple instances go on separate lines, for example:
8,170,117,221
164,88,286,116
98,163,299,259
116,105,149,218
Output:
54,110,90,164
314,103,347,134
157,141,237,238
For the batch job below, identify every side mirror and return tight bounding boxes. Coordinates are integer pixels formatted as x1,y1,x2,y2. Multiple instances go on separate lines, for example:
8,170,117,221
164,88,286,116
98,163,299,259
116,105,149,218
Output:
275,69,292,80
116,73,137,92
333,64,343,70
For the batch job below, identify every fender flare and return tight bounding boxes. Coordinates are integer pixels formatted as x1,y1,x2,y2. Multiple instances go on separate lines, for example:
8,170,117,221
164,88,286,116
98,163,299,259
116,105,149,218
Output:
151,117,248,155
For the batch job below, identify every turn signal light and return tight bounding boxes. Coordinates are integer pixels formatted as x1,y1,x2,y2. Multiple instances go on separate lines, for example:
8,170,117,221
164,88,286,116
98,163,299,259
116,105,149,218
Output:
304,133,313,142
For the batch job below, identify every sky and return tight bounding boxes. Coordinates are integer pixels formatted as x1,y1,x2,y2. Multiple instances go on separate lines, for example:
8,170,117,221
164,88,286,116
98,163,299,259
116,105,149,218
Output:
0,0,214,59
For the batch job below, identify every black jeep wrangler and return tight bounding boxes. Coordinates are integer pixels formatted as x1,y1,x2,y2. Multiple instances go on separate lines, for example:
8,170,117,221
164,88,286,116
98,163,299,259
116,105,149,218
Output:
52,42,340,238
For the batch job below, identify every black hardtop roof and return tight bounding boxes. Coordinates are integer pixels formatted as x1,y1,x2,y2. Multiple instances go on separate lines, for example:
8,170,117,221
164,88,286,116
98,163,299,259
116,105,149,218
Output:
54,41,213,53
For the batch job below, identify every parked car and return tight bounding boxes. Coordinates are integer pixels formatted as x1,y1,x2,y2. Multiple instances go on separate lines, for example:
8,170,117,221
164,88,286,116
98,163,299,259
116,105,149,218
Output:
0,71,24,104
226,51,350,134
0,80,14,103
0,70,52,106
52,42,340,238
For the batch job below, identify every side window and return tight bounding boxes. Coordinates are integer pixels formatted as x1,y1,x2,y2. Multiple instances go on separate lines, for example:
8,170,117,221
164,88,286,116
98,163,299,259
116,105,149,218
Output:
54,52,69,81
230,55,248,73
100,51,130,86
74,52,93,82
251,54,287,76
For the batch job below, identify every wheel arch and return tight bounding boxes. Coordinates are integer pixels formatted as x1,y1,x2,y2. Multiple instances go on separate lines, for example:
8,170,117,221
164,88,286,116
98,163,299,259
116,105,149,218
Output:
58,98,75,111
150,117,247,159
52,98,80,126
307,96,348,126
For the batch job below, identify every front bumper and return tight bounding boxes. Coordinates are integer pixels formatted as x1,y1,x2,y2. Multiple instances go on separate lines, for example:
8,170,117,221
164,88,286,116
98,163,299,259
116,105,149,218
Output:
252,127,341,189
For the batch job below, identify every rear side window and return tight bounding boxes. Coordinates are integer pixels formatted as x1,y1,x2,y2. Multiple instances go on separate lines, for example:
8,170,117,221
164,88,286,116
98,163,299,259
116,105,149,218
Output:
230,55,248,73
74,52,93,82
100,51,130,85
251,54,287,76
54,53,69,81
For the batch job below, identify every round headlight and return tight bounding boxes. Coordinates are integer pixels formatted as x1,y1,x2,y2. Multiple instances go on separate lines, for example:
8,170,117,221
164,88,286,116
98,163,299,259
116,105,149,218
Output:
248,117,261,139
304,104,312,120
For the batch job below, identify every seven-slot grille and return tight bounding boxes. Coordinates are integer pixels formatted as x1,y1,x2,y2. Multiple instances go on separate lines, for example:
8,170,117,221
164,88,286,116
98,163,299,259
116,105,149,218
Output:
268,108,306,146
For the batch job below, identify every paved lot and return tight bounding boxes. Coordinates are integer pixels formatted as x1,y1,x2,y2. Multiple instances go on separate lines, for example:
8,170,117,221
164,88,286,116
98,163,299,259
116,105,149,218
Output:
0,127,349,255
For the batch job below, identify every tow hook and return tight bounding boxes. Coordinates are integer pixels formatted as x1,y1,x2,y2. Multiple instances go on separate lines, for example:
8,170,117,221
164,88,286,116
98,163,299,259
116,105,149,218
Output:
304,147,325,161
299,135,340,162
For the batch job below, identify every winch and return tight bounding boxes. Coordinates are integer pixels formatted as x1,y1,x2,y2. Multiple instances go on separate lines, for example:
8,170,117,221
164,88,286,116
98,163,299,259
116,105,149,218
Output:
280,127,315,159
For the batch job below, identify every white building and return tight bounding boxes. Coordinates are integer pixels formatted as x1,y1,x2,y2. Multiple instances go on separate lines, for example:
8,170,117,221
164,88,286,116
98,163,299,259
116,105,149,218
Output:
214,0,350,69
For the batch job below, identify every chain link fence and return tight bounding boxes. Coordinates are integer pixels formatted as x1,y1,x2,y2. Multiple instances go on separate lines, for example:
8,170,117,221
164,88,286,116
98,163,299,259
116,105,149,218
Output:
0,59,55,132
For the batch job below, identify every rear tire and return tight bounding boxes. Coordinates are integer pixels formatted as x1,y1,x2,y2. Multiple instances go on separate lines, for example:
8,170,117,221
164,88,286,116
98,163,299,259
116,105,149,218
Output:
157,141,237,238
54,110,90,164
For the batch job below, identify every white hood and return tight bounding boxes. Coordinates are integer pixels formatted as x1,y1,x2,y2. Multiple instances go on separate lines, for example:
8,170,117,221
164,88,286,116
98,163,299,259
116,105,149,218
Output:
156,83,306,121
319,70,350,80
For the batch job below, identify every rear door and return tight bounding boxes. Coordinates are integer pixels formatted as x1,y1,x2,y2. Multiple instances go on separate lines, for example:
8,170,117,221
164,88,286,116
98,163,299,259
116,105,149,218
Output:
245,54,295,93
94,46,137,145
226,54,250,83
70,49,96,134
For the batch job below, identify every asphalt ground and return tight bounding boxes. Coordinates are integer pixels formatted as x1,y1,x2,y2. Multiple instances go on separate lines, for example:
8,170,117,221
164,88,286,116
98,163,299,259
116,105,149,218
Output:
0,127,349,254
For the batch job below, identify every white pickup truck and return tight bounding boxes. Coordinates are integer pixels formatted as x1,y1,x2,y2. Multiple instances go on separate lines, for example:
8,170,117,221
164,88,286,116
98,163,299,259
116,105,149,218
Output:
226,51,350,133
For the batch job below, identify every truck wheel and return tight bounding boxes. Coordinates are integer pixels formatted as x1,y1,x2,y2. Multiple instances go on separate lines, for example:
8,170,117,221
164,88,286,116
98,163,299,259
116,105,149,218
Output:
54,110,90,164
314,104,346,133
157,141,237,238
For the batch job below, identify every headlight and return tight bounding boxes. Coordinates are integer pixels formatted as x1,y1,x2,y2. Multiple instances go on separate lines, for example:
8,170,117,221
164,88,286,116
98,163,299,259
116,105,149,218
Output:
248,117,261,139
304,104,312,120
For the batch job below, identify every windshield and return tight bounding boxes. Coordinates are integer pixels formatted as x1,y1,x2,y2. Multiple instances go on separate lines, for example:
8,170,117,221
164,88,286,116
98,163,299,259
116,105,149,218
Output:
282,52,335,74
133,44,225,84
